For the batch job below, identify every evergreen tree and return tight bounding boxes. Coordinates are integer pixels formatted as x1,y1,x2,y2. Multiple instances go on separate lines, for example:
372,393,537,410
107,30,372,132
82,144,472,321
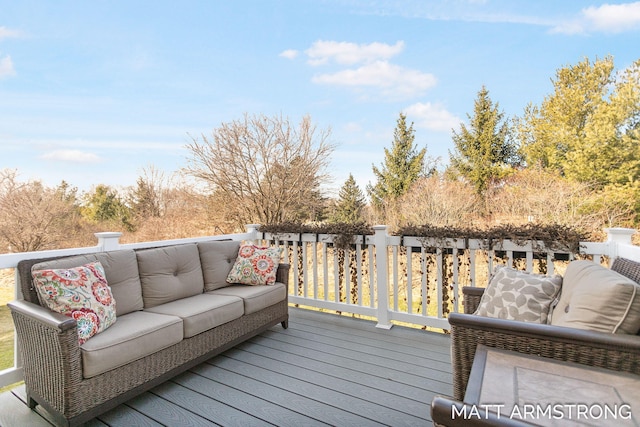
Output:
518,56,640,188
331,174,366,223
129,166,166,220
449,86,518,196
367,113,426,210
81,184,134,231
131,176,162,219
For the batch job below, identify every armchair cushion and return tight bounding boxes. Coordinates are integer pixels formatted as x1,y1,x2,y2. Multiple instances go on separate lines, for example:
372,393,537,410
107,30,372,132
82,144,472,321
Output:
551,260,640,334
474,266,562,324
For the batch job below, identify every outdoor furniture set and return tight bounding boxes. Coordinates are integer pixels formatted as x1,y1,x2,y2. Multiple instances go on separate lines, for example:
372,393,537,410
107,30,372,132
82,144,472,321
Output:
8,240,289,427
433,257,640,426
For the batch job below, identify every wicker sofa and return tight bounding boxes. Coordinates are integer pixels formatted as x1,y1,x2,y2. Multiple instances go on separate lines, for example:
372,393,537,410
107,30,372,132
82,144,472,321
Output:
8,240,289,427
447,257,640,402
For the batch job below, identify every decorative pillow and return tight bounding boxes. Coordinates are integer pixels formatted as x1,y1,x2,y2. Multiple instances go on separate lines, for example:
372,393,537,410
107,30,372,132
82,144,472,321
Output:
474,266,562,323
551,260,640,334
32,262,117,344
226,244,282,286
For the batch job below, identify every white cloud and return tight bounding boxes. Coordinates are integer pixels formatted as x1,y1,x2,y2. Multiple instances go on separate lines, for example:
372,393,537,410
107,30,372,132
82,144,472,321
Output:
312,60,436,99
583,2,640,32
305,40,404,66
0,54,15,78
0,26,22,40
404,102,461,132
40,150,102,163
343,122,363,133
552,1,640,34
279,49,299,60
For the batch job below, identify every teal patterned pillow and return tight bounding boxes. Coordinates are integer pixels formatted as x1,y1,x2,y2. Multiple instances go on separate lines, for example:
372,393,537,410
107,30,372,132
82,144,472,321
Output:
226,244,282,286
474,266,562,324
32,262,117,344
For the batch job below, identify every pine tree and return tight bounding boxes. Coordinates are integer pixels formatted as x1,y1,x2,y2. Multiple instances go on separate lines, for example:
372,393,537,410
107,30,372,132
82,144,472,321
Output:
331,174,366,224
449,86,518,197
81,184,134,231
367,113,426,210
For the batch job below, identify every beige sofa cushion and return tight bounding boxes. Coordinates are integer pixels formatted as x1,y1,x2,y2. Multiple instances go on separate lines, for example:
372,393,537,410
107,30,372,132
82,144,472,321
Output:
80,310,183,378
136,244,204,308
32,250,143,316
144,294,244,338
198,241,241,291
208,282,287,314
551,260,640,334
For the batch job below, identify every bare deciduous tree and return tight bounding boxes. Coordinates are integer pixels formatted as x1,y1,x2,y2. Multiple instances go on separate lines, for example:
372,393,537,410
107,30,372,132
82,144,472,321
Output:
493,168,588,224
399,176,480,227
184,113,335,227
0,170,83,252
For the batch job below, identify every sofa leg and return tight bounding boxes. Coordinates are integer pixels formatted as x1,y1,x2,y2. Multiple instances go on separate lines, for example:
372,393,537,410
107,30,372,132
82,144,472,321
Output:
281,320,288,329
27,395,37,409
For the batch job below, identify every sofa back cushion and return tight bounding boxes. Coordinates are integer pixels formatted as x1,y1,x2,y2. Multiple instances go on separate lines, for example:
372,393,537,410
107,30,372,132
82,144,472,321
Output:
198,241,241,291
551,260,640,334
31,250,143,316
136,243,204,308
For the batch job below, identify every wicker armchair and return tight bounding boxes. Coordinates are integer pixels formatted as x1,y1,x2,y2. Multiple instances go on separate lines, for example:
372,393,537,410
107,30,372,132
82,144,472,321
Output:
448,257,640,401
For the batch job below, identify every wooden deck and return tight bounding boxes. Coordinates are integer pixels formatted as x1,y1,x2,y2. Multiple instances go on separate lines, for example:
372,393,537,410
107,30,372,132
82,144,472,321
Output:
0,307,452,426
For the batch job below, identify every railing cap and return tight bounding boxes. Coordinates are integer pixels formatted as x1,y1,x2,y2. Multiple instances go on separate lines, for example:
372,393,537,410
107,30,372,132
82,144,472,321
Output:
94,232,123,238
605,227,636,243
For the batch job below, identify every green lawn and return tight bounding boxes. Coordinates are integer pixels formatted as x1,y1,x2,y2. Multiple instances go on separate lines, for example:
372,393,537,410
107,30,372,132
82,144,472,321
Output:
0,305,14,371
1,285,15,372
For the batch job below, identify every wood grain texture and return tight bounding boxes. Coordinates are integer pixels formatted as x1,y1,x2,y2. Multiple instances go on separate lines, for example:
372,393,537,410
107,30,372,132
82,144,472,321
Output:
0,307,452,426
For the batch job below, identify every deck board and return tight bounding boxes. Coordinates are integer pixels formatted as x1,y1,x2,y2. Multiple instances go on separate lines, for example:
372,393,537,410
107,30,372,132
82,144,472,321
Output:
0,307,452,426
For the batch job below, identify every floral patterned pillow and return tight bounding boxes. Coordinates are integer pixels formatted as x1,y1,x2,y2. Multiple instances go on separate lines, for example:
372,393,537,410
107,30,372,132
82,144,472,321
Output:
32,262,117,344
226,244,282,286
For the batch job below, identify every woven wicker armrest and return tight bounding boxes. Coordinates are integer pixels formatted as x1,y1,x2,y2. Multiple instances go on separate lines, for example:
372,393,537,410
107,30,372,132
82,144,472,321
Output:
8,299,77,332
448,312,640,401
8,299,83,413
462,286,485,314
276,263,290,286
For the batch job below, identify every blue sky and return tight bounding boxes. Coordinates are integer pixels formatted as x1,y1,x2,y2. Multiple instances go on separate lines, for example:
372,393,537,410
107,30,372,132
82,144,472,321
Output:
1,0,639,196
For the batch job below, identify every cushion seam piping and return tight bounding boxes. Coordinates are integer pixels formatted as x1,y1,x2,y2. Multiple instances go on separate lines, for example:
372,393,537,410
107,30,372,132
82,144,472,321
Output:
613,285,636,333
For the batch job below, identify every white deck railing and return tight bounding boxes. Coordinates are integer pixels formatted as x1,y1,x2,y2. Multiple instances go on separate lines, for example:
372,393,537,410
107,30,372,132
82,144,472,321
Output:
259,226,637,331
0,225,637,388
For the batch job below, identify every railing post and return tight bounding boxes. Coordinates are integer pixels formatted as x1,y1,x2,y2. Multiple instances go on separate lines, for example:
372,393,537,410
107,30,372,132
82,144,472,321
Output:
94,232,122,251
374,225,392,329
245,224,261,243
605,227,636,265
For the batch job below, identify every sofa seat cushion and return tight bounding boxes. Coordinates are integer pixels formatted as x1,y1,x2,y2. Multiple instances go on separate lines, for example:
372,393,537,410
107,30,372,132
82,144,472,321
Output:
144,294,244,338
80,311,183,379
136,244,205,308
208,282,287,315
31,250,143,316
551,260,640,334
